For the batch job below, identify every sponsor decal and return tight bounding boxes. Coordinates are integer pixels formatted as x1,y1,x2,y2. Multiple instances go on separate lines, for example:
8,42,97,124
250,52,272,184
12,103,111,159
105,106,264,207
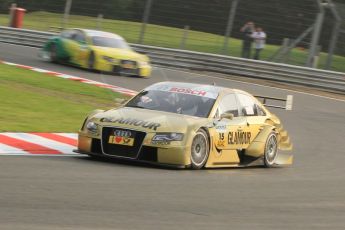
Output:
216,132,226,147
216,139,226,147
108,129,135,146
114,130,131,138
228,131,251,145
107,117,161,131
169,87,206,96
215,122,227,131
151,140,171,145
108,135,134,146
148,84,218,99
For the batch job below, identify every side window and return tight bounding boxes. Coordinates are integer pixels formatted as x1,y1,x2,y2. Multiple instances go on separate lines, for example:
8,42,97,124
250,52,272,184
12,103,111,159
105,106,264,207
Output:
72,31,86,43
216,94,239,117
237,93,258,116
61,30,75,39
256,104,266,116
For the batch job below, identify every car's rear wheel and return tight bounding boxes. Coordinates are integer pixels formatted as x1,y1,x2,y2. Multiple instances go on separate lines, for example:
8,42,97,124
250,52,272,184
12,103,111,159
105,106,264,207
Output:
264,132,278,167
50,44,58,63
190,129,209,169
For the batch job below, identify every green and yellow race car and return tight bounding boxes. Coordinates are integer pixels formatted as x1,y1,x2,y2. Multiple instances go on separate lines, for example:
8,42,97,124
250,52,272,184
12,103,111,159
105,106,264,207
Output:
41,29,152,77
76,81,294,169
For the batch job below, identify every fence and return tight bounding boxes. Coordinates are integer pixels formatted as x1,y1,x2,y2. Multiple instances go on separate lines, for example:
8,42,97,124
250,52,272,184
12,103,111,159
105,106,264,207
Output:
0,0,344,72
0,26,344,95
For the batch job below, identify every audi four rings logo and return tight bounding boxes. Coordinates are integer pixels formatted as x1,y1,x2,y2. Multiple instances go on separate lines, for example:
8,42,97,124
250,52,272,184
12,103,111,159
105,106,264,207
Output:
114,130,132,137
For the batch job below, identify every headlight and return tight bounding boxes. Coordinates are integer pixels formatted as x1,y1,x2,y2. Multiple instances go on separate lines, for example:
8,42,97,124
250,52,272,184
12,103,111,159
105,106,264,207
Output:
86,121,99,133
102,56,116,63
152,133,184,141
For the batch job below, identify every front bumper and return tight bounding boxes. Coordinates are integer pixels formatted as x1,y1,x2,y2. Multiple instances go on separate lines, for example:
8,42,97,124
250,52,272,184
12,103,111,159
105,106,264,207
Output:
95,59,152,77
77,135,190,168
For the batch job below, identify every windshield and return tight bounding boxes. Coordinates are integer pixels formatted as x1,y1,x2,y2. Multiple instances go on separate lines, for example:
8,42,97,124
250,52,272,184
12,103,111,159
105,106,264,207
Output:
125,90,216,118
91,36,131,49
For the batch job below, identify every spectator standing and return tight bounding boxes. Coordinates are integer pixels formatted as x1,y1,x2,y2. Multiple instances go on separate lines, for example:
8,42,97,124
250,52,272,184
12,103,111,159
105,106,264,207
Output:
252,27,266,60
240,21,255,58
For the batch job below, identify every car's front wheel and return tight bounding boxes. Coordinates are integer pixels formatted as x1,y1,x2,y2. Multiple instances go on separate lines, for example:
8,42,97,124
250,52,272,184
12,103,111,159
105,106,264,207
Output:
190,129,209,169
88,51,96,71
263,132,278,167
50,44,58,63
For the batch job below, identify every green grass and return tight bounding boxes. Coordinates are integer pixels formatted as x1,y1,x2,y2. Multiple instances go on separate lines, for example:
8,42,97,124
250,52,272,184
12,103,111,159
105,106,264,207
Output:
0,63,127,132
0,11,345,72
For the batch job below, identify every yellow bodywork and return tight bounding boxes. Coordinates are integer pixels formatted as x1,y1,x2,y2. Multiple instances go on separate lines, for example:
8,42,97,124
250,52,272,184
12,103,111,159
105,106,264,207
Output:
77,82,293,168
80,46,152,77
54,29,152,77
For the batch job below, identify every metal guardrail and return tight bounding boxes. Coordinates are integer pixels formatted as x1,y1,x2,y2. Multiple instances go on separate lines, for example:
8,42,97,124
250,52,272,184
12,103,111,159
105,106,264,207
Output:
1,26,345,94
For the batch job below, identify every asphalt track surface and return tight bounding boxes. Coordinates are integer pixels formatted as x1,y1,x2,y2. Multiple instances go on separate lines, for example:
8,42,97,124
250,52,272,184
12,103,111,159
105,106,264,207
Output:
1,43,345,230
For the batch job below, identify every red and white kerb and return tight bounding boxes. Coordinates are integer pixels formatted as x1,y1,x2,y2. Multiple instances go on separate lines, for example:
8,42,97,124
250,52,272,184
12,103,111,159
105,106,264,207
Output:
0,133,78,155
0,60,138,96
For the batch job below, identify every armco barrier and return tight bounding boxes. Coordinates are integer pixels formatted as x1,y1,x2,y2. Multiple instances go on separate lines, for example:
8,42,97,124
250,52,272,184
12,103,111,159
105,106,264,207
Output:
1,26,344,94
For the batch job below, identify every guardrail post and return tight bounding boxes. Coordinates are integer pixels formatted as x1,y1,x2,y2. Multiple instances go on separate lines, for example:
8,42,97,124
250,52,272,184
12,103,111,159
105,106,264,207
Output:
312,45,321,68
179,25,190,50
325,22,340,70
8,3,17,27
222,0,239,54
325,0,342,70
62,0,72,29
280,38,292,63
96,14,103,30
138,0,153,44
306,1,325,67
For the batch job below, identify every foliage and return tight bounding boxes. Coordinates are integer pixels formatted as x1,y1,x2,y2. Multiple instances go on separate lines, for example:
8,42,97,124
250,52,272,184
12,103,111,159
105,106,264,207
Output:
0,0,343,54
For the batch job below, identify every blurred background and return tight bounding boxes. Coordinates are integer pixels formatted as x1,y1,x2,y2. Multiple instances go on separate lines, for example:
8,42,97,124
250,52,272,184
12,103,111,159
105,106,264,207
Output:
0,0,344,72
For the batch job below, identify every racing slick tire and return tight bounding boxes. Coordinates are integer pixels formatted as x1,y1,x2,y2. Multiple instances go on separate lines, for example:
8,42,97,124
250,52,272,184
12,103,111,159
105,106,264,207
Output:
50,44,58,63
190,129,209,169
263,132,278,168
88,51,96,71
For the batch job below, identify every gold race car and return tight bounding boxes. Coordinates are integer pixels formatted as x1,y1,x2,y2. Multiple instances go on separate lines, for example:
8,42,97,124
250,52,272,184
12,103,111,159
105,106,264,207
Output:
41,29,151,77
76,82,293,169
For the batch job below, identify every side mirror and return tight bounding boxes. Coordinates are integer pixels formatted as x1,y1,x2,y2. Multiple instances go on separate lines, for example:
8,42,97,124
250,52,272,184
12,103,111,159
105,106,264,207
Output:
220,112,234,120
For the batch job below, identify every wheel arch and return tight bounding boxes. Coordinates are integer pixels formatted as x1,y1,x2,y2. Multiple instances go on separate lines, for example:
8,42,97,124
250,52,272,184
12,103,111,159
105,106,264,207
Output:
244,124,276,158
189,126,211,169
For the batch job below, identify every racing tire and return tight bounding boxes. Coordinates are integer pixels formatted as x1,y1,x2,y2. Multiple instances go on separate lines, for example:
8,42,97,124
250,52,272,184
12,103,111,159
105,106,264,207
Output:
88,51,96,71
190,129,209,169
50,44,58,63
263,132,278,168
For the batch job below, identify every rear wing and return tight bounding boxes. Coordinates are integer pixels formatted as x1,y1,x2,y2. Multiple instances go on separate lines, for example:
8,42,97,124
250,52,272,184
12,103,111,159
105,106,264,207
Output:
255,95,293,110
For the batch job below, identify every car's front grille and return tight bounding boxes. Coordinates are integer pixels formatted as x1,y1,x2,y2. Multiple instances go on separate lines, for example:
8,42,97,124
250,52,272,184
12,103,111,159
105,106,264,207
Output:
138,146,158,162
91,138,102,154
101,127,146,159
121,60,137,68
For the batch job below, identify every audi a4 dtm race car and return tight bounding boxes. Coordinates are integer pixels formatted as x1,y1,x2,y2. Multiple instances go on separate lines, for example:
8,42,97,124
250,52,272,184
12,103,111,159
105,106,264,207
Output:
76,82,293,169
40,29,151,77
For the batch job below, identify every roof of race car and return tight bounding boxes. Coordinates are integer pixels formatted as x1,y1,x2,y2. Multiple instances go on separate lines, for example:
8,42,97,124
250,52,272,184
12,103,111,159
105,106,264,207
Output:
81,29,125,40
144,81,236,99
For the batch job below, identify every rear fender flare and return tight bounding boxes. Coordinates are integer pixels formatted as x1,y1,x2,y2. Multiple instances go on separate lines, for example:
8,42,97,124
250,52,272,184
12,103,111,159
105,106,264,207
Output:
245,125,276,158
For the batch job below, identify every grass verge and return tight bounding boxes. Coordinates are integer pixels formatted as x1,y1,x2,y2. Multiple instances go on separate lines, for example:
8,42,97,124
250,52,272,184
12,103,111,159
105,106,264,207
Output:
0,63,127,132
1,11,345,72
